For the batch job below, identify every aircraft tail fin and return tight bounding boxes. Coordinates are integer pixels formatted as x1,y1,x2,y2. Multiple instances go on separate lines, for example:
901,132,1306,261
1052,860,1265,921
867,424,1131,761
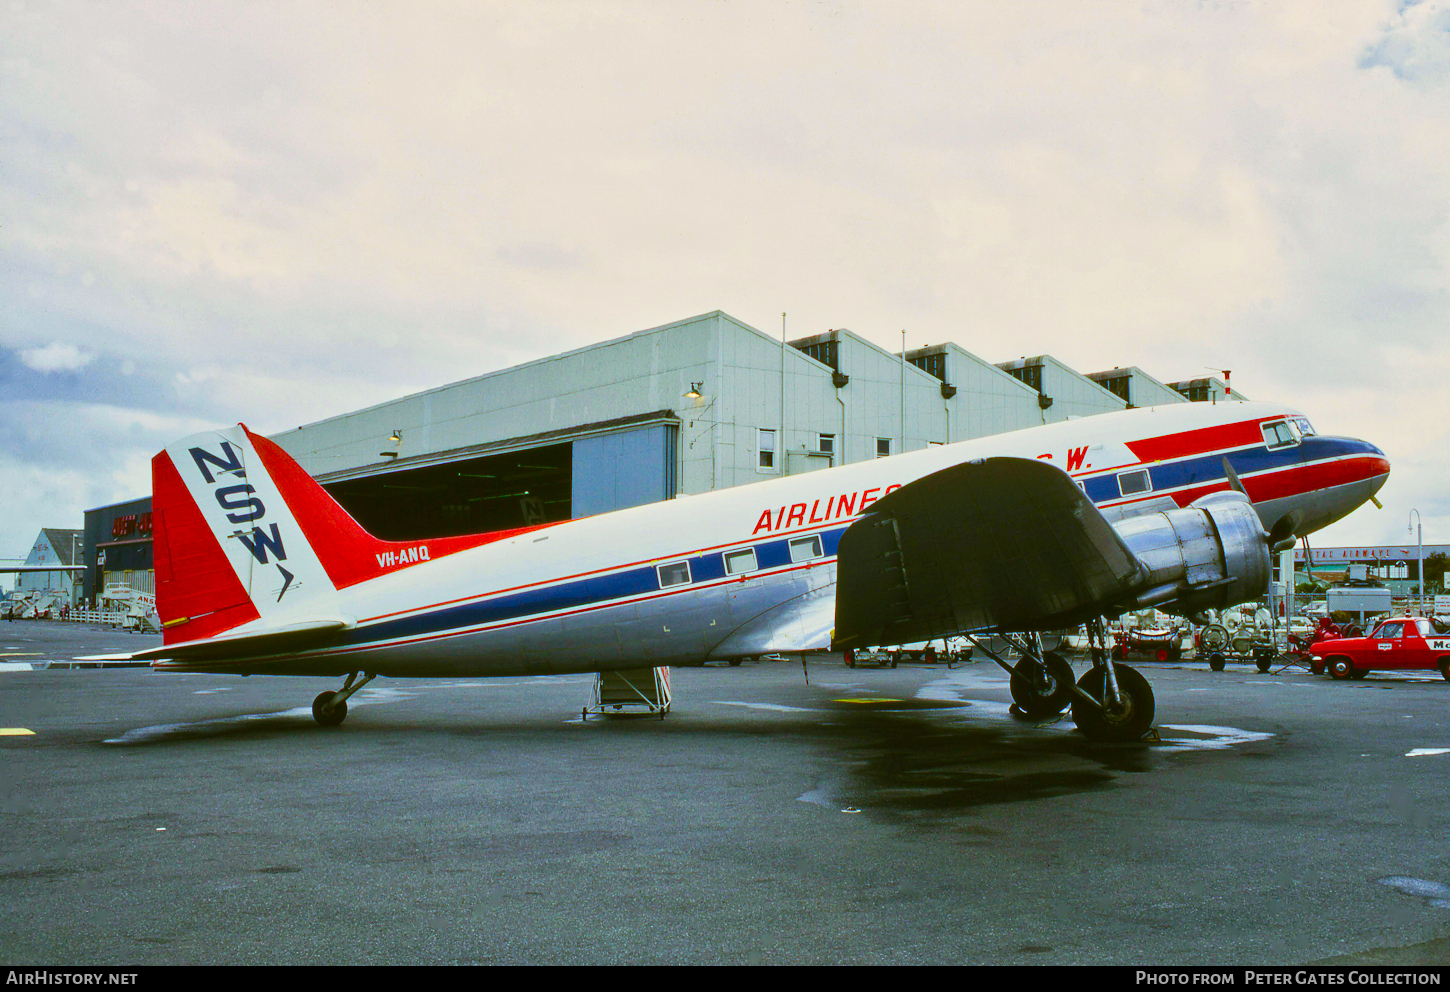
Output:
152,425,552,645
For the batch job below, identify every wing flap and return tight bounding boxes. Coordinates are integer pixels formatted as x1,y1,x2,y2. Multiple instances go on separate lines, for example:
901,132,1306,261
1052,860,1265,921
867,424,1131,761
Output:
833,457,1145,647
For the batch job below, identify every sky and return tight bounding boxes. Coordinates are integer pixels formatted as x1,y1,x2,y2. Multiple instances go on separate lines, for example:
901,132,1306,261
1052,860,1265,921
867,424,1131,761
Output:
3,0,1448,567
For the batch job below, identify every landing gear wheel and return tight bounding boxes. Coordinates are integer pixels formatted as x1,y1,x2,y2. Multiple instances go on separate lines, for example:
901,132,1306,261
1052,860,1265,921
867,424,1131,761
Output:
1071,664,1155,742
1008,651,1075,718
1328,657,1353,681
1208,653,1226,672
312,691,347,727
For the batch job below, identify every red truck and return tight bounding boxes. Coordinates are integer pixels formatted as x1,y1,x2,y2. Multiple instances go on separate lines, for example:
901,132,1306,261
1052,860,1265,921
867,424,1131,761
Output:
1310,617,1450,681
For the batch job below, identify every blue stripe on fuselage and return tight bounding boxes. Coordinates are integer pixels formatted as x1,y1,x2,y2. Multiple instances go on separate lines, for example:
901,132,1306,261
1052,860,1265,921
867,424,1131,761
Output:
336,526,849,648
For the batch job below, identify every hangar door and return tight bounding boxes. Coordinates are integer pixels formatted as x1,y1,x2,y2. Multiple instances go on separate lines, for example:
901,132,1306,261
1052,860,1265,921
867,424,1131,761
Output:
571,424,677,518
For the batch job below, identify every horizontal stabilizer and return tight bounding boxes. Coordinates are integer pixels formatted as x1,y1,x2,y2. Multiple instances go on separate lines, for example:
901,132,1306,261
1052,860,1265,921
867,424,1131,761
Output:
834,457,1146,647
90,618,354,663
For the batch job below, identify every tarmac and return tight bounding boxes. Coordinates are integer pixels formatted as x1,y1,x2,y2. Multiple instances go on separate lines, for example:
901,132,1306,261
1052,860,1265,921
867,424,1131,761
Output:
1,619,1449,965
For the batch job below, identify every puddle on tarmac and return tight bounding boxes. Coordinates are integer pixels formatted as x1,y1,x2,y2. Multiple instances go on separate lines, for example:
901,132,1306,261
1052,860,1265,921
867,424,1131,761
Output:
1378,876,1450,909
793,668,1274,823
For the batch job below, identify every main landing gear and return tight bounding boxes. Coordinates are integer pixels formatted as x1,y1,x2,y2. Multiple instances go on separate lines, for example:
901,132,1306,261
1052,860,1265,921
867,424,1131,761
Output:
312,672,376,727
968,619,1156,742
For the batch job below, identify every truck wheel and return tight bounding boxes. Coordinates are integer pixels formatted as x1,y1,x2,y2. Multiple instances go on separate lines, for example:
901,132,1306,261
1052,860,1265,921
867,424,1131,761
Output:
1350,667,1369,680
1328,657,1354,680
1440,659,1450,683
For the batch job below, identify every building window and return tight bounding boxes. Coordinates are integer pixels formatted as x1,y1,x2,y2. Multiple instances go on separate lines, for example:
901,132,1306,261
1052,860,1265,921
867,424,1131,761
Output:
758,429,776,469
724,548,758,575
657,561,692,588
818,433,835,455
1005,364,1043,393
789,535,823,563
876,438,891,458
1117,469,1151,496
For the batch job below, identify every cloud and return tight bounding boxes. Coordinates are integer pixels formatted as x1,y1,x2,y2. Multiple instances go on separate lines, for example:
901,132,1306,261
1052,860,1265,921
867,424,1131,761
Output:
18,342,94,373
0,0,1447,556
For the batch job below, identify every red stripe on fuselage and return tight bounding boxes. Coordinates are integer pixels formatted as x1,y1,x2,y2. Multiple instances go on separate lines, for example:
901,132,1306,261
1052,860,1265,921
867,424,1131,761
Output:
1124,419,1268,464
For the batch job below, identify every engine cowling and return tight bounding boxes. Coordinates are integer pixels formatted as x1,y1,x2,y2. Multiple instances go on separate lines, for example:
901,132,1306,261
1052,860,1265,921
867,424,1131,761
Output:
1111,491,1271,616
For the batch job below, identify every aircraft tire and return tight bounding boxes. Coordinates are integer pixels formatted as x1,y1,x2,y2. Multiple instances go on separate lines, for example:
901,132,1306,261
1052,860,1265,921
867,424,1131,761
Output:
1208,653,1226,672
1071,664,1155,743
1008,651,1074,717
312,691,347,727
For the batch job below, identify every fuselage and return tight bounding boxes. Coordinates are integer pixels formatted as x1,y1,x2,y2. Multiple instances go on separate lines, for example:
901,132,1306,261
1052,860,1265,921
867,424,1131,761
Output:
159,400,1388,678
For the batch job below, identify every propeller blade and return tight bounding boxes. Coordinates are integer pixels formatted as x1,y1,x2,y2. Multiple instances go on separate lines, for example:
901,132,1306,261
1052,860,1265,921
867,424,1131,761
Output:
1221,456,1247,496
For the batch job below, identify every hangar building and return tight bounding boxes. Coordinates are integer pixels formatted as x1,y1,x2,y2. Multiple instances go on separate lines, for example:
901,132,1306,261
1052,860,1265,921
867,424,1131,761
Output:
271,311,1126,541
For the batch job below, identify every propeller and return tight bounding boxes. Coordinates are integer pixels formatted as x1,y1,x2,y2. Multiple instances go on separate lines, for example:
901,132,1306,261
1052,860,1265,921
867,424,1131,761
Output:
1267,509,1304,553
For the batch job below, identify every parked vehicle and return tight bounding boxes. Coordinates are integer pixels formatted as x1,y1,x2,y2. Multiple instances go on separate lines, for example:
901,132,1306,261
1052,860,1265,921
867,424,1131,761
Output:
1310,616,1450,681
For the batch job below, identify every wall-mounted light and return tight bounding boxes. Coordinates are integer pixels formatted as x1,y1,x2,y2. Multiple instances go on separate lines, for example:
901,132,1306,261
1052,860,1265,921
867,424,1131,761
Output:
684,382,703,399
380,428,402,458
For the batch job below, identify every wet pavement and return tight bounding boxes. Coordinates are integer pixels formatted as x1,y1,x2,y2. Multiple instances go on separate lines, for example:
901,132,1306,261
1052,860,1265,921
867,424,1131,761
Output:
2,620,1449,964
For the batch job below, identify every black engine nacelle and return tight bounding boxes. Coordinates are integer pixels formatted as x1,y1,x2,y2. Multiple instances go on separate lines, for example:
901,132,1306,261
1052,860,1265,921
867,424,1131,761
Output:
1112,491,1271,617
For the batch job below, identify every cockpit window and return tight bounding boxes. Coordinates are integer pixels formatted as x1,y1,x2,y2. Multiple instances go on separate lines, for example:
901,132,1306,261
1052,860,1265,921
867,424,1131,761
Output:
1292,416,1316,437
1261,420,1300,450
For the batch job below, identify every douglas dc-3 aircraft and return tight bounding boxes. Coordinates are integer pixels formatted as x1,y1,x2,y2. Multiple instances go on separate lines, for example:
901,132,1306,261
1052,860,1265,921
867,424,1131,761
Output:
101,400,1388,741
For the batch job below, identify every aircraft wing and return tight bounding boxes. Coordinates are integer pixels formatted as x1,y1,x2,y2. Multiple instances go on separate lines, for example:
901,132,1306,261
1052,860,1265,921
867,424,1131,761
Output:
833,457,1146,648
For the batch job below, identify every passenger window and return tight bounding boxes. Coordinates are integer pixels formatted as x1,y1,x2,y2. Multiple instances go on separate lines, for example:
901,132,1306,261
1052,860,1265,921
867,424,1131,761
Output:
1261,421,1299,450
1117,469,1151,496
724,548,758,575
789,535,823,563
657,561,692,588
1416,619,1433,637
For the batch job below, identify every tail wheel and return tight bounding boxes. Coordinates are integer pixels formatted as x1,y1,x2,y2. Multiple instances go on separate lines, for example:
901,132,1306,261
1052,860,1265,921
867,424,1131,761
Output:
1327,657,1354,680
1008,651,1075,718
1208,653,1226,672
1071,664,1155,743
312,691,347,727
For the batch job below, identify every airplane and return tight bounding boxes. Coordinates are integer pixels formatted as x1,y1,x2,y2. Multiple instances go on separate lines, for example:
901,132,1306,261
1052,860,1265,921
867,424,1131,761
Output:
94,400,1389,742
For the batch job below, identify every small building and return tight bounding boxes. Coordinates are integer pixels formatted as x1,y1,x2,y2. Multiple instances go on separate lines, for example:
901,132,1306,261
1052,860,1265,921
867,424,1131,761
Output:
15,528,83,606
81,498,154,605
